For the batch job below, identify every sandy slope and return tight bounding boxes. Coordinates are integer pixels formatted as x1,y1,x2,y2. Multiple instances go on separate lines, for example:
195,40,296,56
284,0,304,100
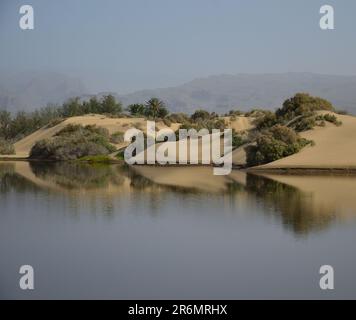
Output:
12,114,180,158
130,116,253,165
8,114,253,160
256,112,356,170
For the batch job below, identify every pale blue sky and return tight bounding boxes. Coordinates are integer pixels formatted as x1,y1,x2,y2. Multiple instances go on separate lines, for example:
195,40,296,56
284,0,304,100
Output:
0,0,355,93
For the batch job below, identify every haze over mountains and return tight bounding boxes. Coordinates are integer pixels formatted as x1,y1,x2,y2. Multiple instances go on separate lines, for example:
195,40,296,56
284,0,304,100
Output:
119,73,356,113
1,72,356,113
0,71,86,112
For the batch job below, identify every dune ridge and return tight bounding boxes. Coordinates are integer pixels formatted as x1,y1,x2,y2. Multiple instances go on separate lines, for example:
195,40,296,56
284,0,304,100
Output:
254,112,356,170
7,114,252,159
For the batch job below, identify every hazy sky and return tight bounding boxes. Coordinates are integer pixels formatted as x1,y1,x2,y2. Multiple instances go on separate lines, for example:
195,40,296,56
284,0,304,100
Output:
0,0,355,93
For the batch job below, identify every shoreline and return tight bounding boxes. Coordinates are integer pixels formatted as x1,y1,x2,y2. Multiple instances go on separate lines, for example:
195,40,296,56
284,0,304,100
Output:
2,156,356,175
247,167,356,175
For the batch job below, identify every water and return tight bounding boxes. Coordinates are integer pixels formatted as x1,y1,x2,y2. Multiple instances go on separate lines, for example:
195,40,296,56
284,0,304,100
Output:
0,161,356,299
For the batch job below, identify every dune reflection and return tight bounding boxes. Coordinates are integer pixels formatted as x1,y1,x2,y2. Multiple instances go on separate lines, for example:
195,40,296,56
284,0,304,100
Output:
247,173,356,235
1,162,356,235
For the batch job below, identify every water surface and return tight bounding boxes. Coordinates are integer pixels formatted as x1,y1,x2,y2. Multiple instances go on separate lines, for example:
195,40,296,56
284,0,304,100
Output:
1,161,356,299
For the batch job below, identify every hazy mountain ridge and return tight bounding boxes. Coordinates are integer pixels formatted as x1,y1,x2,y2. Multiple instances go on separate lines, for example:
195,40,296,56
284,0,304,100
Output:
1,72,356,113
118,73,356,113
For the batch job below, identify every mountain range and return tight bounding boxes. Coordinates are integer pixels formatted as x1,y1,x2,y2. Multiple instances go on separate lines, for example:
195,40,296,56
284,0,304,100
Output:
1,72,356,114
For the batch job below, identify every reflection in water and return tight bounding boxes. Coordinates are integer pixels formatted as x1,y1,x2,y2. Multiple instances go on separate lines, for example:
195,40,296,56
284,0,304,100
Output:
245,174,336,235
0,163,42,194
30,161,126,190
0,162,355,235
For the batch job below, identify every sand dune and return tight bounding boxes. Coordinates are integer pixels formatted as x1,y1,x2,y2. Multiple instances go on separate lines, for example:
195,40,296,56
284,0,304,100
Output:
7,111,356,170
12,114,180,158
255,112,356,170
7,114,253,162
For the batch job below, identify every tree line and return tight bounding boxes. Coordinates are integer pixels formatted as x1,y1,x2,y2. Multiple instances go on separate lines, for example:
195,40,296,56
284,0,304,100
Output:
0,95,171,142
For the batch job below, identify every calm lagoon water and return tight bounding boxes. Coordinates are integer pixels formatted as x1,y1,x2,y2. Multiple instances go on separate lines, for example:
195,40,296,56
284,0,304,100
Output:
0,161,356,299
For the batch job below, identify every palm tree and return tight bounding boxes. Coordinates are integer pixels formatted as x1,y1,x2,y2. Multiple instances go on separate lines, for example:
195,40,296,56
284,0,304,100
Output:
145,98,168,119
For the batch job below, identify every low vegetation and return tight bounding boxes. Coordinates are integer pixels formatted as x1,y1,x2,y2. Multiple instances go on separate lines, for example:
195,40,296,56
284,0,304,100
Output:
232,130,248,148
29,124,116,160
110,131,125,144
244,93,343,166
0,138,15,155
1,91,346,166
246,125,313,166
0,94,122,142
127,98,168,119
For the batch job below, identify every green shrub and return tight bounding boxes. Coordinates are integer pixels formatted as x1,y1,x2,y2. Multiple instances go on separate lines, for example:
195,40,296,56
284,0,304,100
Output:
276,93,334,120
126,104,146,116
232,130,246,148
29,124,116,160
110,131,124,144
0,138,15,155
191,109,212,121
322,114,342,126
254,111,279,130
246,125,313,166
294,116,316,132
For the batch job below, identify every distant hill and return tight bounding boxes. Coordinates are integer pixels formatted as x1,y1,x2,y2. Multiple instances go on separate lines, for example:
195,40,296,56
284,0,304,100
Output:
118,73,356,113
1,72,356,114
0,71,86,112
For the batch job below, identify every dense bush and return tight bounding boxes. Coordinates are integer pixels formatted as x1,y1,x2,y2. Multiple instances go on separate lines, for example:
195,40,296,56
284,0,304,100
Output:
110,131,124,144
252,94,338,133
276,93,334,120
191,109,212,121
246,125,312,166
0,138,15,155
29,124,116,160
126,104,146,116
63,95,122,117
254,111,279,130
126,98,169,119
232,130,247,148
294,116,316,132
